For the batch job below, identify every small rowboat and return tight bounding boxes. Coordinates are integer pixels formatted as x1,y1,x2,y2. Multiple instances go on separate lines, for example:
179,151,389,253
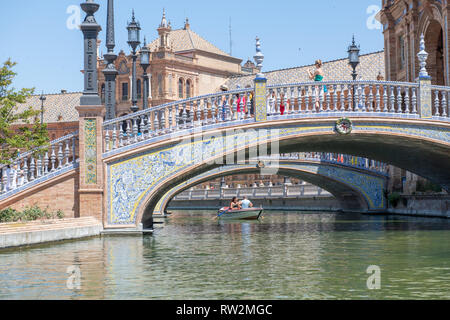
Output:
217,207,264,220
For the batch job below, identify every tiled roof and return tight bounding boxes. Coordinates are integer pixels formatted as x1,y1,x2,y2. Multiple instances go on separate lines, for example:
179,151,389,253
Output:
14,92,82,124
225,51,385,89
148,28,231,57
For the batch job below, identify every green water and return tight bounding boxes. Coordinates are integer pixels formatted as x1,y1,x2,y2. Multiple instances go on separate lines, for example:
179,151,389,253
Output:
0,211,450,300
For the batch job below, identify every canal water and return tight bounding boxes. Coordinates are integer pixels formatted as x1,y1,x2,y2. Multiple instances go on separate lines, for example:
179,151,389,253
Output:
0,211,450,300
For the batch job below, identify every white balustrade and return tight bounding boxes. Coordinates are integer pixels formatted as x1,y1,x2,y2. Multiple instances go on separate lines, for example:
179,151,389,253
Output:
0,132,79,195
102,80,450,153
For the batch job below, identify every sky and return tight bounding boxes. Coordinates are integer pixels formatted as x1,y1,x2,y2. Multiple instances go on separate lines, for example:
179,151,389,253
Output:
0,0,384,95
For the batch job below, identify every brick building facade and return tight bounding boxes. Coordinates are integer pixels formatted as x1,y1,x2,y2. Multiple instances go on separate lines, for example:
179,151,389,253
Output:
97,13,252,117
380,0,449,85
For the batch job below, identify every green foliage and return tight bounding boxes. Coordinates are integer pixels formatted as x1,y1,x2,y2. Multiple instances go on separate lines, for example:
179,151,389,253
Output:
56,210,65,219
388,192,401,208
0,59,49,165
0,205,65,223
0,208,19,223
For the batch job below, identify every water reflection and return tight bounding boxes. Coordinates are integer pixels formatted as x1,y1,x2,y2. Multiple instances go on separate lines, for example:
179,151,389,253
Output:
0,211,450,300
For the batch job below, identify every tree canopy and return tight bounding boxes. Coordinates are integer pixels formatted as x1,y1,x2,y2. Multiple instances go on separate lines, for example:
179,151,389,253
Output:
0,59,49,165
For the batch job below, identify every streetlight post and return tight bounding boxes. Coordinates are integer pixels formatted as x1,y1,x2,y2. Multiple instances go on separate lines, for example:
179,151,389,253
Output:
103,0,118,121
127,10,141,113
39,92,46,125
348,36,360,110
140,37,150,110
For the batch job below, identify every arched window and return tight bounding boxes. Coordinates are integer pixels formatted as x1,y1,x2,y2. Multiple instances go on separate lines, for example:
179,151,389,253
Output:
137,79,142,99
186,79,191,98
179,78,184,98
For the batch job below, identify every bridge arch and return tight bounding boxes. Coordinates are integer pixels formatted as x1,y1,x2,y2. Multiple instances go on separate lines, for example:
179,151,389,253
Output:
104,117,450,229
150,161,389,218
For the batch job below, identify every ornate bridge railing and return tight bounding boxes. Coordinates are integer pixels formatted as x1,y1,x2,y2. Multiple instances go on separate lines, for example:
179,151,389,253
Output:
174,185,331,201
431,85,450,117
102,87,254,152
274,152,389,176
102,80,450,154
267,80,421,115
0,132,79,200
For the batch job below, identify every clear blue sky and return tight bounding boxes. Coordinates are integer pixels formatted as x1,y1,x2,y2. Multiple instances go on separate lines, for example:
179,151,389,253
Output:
0,0,384,94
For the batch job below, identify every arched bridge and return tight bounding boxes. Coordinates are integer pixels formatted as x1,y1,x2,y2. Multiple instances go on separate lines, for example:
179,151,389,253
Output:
152,153,389,216
1,80,449,230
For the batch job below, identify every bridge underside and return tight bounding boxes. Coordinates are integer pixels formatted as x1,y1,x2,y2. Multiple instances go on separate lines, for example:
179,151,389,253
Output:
279,134,450,193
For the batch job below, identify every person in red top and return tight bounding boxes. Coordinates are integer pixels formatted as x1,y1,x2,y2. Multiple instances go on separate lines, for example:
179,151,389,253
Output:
236,94,241,113
280,93,285,115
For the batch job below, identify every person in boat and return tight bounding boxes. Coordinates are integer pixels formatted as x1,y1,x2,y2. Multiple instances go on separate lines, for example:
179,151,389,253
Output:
240,196,253,209
230,197,241,210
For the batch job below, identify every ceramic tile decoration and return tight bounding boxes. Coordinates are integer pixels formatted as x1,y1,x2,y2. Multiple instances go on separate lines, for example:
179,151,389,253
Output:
106,120,445,225
85,119,98,185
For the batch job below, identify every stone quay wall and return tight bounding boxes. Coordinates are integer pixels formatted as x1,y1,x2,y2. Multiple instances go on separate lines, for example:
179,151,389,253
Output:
388,195,450,218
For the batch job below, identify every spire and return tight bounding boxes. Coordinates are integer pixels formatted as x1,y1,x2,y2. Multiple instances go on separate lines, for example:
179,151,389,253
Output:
160,8,168,28
106,0,115,52
184,18,190,30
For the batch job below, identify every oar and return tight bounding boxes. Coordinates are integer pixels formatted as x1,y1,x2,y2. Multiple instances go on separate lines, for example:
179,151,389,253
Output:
213,208,230,221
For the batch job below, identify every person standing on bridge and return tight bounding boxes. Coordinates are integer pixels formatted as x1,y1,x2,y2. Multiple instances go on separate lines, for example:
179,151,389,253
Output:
308,60,327,108
267,91,275,114
280,92,286,115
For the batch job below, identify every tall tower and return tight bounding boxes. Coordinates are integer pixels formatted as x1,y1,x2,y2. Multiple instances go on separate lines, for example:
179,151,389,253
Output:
103,0,118,120
157,9,171,50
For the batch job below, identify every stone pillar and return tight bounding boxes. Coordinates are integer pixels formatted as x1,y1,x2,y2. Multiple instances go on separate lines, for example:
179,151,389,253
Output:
254,77,267,122
77,0,104,222
418,77,432,118
417,33,432,118
76,108,105,221
253,37,267,122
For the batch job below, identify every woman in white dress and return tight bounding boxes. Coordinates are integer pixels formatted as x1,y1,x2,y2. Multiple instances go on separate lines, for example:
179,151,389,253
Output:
266,91,275,115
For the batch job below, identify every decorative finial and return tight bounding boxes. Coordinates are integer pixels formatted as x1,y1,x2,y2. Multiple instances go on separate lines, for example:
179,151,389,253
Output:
160,8,168,28
80,0,100,24
132,9,135,22
254,37,264,78
417,33,429,78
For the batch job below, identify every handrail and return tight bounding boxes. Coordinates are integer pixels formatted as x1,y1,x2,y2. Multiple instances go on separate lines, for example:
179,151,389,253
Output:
0,131,79,196
100,79,450,154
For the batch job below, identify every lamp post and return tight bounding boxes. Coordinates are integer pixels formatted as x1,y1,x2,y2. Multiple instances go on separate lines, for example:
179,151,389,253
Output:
140,37,150,110
103,0,118,120
348,35,360,109
39,92,46,125
127,10,141,113
79,0,102,106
